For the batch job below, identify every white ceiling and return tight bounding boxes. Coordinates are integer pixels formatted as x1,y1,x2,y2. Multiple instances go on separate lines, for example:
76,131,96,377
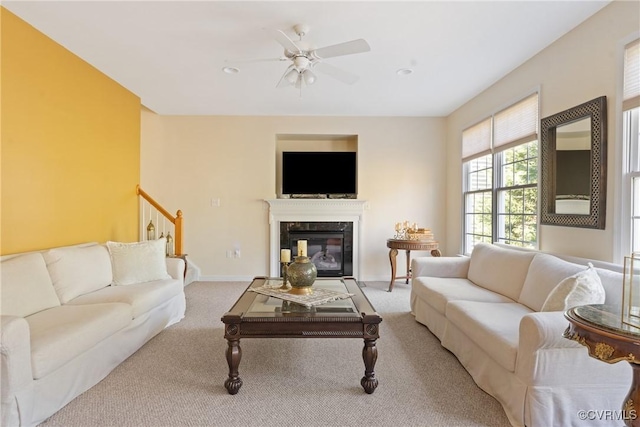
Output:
4,1,611,117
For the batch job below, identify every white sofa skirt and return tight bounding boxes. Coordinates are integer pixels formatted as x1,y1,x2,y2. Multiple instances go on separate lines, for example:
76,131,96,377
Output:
411,282,631,427
9,292,185,427
410,291,449,341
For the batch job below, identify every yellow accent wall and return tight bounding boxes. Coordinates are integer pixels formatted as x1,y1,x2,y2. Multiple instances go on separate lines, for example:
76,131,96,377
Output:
1,8,141,254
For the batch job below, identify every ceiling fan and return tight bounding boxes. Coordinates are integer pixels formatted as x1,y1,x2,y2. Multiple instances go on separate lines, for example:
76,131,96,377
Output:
231,24,371,90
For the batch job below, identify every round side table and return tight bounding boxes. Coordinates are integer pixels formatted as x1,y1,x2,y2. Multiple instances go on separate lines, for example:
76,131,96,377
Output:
564,304,640,427
386,239,440,292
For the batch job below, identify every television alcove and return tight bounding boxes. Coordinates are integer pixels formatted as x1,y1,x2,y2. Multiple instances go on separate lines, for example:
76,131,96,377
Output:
282,151,357,198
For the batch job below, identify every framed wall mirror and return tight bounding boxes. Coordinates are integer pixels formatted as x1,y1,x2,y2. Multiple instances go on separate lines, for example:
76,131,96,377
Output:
540,96,607,229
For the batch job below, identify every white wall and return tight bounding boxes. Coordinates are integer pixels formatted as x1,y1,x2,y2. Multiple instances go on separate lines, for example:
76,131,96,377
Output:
141,114,446,281
445,1,640,262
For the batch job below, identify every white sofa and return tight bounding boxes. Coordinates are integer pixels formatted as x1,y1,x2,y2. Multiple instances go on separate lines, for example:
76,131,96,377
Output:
1,241,186,427
410,242,630,427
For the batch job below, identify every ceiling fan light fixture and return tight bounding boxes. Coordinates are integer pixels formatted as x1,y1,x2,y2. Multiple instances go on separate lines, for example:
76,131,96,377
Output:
302,69,316,85
285,68,299,85
222,66,239,74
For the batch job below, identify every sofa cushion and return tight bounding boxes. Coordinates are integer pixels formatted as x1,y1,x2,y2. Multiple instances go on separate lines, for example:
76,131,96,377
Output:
106,238,171,286
467,243,536,301
67,278,182,318
518,253,585,311
43,244,113,303
541,264,605,312
446,301,533,372
595,268,624,308
412,276,513,315
1,253,61,317
26,303,132,379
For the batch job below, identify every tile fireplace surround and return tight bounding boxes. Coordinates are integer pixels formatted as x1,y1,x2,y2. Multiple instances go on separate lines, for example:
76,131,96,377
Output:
266,199,367,279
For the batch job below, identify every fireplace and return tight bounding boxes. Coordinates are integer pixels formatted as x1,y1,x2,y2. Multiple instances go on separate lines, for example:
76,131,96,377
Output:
281,222,353,277
266,199,367,279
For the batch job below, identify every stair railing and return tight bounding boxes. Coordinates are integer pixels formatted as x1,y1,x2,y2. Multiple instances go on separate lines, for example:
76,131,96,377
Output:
136,185,184,256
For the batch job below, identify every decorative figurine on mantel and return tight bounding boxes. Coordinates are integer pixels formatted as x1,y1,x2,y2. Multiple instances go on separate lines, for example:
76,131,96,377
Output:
287,240,317,295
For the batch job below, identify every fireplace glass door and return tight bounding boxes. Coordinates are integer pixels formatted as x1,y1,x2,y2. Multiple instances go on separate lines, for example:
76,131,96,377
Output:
290,232,344,277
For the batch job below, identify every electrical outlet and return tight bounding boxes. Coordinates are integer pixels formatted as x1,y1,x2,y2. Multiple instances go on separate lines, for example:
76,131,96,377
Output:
211,198,220,207
234,249,241,258
226,250,232,258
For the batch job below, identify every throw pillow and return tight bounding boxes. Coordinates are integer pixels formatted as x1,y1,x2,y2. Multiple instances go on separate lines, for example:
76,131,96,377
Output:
541,263,605,312
44,244,113,303
1,253,61,317
106,238,171,286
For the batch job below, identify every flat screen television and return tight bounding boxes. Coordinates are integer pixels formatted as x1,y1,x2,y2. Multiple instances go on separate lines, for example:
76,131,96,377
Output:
282,151,357,197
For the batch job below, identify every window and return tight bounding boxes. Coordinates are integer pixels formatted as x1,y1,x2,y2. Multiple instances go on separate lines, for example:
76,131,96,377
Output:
496,141,538,246
462,94,539,255
464,154,493,250
623,39,640,255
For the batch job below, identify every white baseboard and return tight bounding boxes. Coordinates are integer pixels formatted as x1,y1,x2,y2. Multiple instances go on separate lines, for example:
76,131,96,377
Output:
198,275,256,282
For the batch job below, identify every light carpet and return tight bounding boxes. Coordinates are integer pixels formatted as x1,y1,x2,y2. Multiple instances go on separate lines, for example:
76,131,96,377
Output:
40,281,511,427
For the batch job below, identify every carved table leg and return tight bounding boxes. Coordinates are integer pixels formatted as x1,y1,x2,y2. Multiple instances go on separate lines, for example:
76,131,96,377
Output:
224,338,242,394
360,338,379,394
405,250,411,284
388,248,398,292
623,362,640,427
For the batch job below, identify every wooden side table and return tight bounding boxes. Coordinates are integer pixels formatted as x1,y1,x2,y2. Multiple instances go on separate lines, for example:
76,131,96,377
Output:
564,304,640,426
386,239,440,292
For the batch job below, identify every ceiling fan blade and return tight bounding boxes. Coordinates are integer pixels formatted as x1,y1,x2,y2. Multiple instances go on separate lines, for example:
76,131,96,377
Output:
313,62,359,85
312,39,371,59
225,57,287,64
276,64,295,88
265,28,302,54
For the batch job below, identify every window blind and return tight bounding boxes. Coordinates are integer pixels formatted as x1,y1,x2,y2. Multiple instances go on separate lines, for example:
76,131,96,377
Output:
462,118,491,161
624,39,640,111
493,93,539,150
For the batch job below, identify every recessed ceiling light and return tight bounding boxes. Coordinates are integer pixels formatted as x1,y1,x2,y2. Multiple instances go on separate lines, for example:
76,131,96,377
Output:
396,68,413,76
222,66,239,74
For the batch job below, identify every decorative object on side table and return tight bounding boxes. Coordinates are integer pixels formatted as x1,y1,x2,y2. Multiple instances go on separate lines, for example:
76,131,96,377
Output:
394,220,411,239
287,240,317,294
622,252,640,328
394,220,433,241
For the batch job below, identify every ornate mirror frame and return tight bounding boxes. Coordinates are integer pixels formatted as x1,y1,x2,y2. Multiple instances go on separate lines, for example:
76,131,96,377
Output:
540,96,607,229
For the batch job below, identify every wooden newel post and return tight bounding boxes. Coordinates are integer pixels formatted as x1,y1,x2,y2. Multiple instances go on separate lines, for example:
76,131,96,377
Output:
175,210,183,256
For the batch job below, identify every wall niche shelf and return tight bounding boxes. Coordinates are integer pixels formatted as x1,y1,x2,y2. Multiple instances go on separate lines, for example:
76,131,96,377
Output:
275,133,358,199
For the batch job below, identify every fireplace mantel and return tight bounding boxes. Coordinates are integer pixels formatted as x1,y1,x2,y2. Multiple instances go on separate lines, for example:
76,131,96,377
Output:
265,199,367,278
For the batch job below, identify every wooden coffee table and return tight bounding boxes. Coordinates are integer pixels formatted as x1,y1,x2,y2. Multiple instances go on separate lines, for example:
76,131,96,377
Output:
221,277,382,395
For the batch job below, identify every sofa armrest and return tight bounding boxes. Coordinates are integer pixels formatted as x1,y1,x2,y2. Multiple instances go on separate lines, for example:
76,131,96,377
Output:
0,315,33,402
516,311,583,381
165,257,186,283
519,311,579,351
411,256,470,280
515,311,628,386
